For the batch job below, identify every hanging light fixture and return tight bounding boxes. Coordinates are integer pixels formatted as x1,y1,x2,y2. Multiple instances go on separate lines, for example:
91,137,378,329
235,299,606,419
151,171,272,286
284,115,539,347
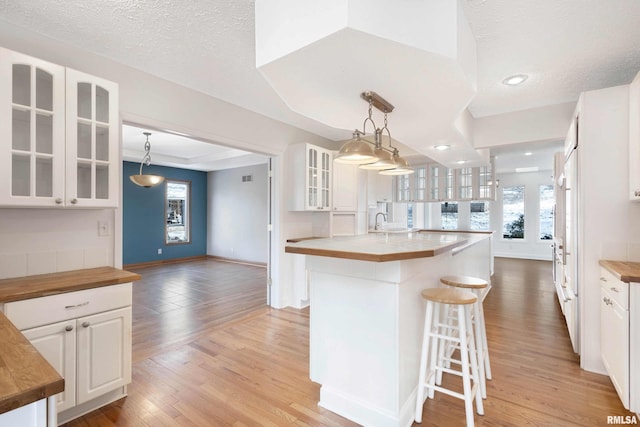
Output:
335,91,414,175
129,132,165,188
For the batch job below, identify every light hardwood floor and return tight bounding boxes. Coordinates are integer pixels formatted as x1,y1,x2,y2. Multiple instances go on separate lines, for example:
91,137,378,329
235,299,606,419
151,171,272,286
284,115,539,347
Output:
63,257,634,426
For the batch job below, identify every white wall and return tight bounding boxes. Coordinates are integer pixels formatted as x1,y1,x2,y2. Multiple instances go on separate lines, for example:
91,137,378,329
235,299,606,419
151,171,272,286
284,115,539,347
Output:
491,170,555,260
207,163,269,264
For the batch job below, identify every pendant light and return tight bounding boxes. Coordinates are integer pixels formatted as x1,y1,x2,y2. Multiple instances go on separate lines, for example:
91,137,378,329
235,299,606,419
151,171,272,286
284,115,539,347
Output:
335,91,414,175
129,132,165,188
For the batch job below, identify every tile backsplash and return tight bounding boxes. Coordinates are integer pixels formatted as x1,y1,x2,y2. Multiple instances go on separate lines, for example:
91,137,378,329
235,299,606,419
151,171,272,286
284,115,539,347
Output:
0,208,114,279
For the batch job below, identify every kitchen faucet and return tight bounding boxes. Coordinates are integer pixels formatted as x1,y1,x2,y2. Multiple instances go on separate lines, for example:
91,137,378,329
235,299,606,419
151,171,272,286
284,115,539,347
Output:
375,212,387,230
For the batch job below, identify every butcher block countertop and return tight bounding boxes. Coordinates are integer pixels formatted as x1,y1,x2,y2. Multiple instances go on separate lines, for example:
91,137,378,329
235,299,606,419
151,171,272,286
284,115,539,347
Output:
599,260,640,283
0,266,141,415
0,312,64,414
285,231,491,262
0,266,141,303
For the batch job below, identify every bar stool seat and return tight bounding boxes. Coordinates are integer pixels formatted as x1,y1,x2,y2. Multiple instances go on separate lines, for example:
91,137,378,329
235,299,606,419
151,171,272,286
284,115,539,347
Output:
440,275,492,399
415,288,484,427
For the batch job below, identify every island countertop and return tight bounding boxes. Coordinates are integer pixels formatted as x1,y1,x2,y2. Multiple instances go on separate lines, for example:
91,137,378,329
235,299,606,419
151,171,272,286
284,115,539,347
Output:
285,231,491,262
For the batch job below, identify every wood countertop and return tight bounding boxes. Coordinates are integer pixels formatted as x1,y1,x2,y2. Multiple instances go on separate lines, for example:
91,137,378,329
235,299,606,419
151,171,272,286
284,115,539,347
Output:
0,311,64,414
599,260,640,283
0,266,141,303
285,231,490,262
0,266,141,415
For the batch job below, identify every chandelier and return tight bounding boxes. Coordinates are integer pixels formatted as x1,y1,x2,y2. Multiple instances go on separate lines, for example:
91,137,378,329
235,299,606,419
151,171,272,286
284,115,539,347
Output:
334,91,414,175
129,132,165,188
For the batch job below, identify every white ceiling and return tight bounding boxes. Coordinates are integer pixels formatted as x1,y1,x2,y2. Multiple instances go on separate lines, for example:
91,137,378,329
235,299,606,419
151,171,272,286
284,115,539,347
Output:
2,0,640,173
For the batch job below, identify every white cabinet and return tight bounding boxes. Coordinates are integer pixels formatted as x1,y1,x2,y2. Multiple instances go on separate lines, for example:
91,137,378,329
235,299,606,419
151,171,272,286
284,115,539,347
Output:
600,270,629,409
332,161,358,211
0,47,119,208
289,143,332,211
3,284,132,424
393,160,495,203
629,70,640,201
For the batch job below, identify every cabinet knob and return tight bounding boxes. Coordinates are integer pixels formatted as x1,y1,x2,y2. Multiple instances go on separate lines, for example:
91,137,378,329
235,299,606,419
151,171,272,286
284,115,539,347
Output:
55,198,63,205
82,321,90,328
70,198,78,205
65,325,73,332
635,190,640,197
610,287,619,293
600,277,607,282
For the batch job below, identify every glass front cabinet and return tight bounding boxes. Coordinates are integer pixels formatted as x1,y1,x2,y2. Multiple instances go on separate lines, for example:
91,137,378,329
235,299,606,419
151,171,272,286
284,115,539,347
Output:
289,143,332,211
393,158,495,202
0,47,119,208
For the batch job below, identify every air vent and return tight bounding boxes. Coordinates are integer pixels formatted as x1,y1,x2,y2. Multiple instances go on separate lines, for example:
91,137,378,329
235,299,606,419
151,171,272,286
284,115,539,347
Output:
242,174,253,183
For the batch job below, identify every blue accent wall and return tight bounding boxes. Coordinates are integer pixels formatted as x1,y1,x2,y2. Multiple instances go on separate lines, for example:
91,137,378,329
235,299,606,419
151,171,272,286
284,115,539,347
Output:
123,161,207,265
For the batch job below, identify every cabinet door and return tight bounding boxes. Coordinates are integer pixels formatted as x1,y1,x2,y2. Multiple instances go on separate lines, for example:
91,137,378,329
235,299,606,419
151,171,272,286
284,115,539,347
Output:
65,68,119,208
76,306,132,404
601,287,630,409
332,161,358,211
0,47,66,207
22,320,77,412
319,148,331,209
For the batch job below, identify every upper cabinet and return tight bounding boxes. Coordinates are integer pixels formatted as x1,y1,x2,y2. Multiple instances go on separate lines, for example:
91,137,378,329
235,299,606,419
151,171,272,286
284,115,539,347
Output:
289,143,332,211
0,47,119,208
629,71,640,201
394,160,495,202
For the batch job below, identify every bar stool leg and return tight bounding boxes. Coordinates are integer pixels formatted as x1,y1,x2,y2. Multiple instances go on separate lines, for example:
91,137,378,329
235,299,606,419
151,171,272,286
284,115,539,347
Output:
477,298,492,380
465,305,484,417
435,303,449,385
427,302,441,399
457,305,474,427
472,297,487,399
415,300,433,423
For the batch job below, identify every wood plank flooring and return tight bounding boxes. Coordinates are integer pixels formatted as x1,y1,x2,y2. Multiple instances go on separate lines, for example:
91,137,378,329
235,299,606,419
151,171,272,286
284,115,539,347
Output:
62,257,635,426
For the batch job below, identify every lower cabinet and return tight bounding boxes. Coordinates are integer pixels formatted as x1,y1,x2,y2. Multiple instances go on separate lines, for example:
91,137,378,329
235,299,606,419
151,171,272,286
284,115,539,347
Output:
3,283,132,423
599,268,635,412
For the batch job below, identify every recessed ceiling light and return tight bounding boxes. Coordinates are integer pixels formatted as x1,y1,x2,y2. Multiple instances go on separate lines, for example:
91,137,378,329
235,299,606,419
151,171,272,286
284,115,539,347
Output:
516,166,539,173
502,74,528,86
434,144,451,151
524,152,533,156
456,160,466,165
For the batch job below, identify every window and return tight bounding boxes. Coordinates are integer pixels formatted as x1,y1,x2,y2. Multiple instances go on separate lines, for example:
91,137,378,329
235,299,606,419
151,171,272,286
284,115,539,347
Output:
503,186,524,239
166,180,191,244
470,201,490,231
539,184,554,240
441,202,458,230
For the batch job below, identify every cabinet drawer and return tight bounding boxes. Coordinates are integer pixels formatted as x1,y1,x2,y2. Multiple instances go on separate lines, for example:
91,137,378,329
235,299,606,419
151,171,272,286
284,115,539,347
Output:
600,268,629,310
4,283,132,330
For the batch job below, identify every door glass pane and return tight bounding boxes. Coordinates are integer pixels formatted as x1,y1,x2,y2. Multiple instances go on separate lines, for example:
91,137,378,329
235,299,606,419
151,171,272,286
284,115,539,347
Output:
95,86,109,123
12,64,31,106
77,82,92,119
36,113,53,154
77,122,92,159
35,68,53,111
12,154,30,196
77,162,92,199
12,108,30,151
35,157,53,197
539,185,554,240
96,165,109,199
96,125,109,161
503,186,525,239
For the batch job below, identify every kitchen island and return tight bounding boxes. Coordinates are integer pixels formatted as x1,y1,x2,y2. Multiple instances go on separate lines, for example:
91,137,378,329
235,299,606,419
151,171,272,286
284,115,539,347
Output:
285,231,492,427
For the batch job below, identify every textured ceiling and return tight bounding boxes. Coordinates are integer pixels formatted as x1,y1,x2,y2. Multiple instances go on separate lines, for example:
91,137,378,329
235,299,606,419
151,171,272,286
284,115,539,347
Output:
2,0,640,171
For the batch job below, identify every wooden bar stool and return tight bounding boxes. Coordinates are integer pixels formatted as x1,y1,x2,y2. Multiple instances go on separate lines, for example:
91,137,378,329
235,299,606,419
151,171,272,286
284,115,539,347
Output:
415,288,484,427
440,275,492,399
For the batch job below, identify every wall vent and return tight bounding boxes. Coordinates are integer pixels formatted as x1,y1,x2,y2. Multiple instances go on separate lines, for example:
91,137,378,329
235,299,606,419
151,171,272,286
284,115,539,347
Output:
242,174,253,183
